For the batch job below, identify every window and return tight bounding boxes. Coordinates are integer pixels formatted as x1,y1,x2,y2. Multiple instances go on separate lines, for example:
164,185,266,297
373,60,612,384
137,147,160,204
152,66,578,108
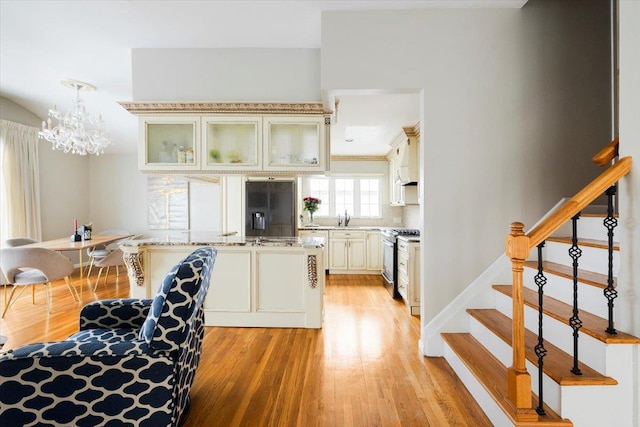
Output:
304,176,381,218
308,178,329,216
334,178,354,215
359,179,380,217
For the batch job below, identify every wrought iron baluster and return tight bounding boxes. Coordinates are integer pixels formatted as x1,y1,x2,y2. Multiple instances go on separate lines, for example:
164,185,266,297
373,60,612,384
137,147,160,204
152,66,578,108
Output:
604,185,618,334
569,213,583,375
534,242,547,415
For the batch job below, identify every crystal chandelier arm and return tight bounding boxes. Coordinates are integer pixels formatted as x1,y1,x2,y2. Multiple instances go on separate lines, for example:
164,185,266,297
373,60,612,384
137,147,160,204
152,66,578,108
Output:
38,79,111,156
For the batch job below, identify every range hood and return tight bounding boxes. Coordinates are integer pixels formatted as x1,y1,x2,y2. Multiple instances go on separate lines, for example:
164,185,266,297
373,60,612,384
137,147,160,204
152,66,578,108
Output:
398,126,419,185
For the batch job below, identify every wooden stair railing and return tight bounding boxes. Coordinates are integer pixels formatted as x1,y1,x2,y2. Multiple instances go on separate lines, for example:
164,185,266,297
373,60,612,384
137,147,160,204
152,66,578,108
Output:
505,155,632,421
592,137,619,166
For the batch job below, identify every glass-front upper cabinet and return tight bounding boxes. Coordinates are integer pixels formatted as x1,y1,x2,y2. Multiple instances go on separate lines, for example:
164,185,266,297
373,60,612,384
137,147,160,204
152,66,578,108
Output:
263,116,326,172
201,116,262,171
138,116,200,171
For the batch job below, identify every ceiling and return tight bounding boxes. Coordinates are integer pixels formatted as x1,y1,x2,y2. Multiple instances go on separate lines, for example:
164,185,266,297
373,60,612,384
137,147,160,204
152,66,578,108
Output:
0,0,526,157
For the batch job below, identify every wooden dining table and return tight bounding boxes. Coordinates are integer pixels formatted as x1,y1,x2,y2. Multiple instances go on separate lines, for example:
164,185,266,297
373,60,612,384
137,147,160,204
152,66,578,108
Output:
22,234,132,280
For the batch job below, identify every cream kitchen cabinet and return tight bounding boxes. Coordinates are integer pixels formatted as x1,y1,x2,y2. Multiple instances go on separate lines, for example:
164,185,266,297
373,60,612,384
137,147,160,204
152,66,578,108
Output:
389,150,404,206
122,102,330,174
298,229,329,270
366,230,382,271
388,149,418,206
138,115,200,171
328,230,366,273
387,125,419,206
263,116,327,172
397,237,420,315
202,116,262,171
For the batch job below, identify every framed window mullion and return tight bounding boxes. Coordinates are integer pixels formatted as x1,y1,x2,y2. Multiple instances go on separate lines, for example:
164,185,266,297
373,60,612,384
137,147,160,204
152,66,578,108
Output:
303,174,381,219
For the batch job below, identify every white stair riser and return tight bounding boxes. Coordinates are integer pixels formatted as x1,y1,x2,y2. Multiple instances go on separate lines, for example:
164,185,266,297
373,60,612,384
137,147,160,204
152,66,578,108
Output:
560,386,630,427
544,241,619,277
469,316,563,414
561,215,620,242
469,317,512,367
523,267,610,319
442,341,513,427
602,345,637,427
494,291,608,373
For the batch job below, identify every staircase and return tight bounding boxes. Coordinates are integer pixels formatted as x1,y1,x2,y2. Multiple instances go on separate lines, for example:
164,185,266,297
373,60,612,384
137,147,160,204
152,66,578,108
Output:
442,213,639,426
437,150,639,426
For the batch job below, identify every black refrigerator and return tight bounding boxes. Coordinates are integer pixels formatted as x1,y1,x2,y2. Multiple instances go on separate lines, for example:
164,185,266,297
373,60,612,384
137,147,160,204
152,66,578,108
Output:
245,180,296,237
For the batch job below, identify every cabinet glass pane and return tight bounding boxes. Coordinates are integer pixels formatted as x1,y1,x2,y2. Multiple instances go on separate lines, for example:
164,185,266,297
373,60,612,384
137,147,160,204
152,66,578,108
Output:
206,122,257,165
146,123,195,165
268,123,319,166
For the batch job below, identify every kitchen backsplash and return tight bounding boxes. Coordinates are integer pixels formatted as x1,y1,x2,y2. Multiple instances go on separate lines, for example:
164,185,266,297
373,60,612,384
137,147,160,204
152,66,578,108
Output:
300,204,405,228
403,205,421,230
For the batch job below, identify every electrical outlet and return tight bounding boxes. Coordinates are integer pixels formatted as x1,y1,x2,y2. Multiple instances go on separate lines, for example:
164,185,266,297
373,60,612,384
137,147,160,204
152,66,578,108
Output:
393,217,402,224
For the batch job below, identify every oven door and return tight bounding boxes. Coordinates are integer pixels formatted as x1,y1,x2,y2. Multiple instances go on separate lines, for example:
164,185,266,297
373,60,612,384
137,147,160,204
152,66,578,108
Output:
381,238,395,285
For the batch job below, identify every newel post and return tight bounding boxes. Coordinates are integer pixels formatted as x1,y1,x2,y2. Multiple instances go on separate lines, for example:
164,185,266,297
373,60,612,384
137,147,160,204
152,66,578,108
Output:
505,222,536,420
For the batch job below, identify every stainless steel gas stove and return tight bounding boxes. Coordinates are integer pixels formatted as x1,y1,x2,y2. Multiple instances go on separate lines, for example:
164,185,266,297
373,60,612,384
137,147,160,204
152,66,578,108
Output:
381,228,420,298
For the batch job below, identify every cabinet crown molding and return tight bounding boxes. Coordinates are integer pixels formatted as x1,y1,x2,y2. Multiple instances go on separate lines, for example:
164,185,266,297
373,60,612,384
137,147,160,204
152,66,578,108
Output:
386,122,420,158
402,123,420,139
119,101,329,116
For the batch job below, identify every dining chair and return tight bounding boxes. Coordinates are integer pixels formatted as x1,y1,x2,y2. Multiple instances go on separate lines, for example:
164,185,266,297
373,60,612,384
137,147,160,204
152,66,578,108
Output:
92,248,125,291
3,238,41,304
0,247,76,318
85,229,131,277
5,237,39,248
90,234,143,290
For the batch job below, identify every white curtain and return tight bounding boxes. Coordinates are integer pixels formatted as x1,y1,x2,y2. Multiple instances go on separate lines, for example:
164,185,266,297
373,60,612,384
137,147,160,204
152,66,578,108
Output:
0,119,42,245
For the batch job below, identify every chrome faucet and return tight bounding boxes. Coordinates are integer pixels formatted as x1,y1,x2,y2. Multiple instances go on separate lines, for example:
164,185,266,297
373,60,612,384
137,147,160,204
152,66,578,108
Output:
344,210,351,226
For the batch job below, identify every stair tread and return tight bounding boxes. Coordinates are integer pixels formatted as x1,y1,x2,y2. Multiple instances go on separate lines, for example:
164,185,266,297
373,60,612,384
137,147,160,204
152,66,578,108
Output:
468,309,617,386
442,333,573,426
546,236,619,250
493,285,640,344
579,213,619,218
523,261,611,290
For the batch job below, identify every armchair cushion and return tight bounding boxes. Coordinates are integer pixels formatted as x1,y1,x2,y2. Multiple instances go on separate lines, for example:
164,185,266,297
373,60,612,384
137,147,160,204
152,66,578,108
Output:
79,298,152,330
0,340,174,426
139,249,213,352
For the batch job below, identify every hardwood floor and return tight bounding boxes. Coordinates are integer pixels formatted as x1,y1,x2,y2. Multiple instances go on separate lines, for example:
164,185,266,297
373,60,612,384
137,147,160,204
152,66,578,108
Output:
0,271,491,427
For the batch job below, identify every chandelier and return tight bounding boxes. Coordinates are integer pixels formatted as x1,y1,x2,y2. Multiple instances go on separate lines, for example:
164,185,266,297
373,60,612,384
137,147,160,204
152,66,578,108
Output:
39,79,111,155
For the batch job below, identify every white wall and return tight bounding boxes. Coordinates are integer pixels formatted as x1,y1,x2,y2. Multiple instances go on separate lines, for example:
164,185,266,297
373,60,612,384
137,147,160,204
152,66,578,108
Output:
88,153,147,235
321,1,611,330
0,97,89,260
132,48,321,101
618,2,640,417
618,1,640,339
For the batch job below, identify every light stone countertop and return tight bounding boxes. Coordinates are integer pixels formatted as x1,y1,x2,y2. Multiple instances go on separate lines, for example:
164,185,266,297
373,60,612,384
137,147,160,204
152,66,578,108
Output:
298,225,388,231
120,231,325,248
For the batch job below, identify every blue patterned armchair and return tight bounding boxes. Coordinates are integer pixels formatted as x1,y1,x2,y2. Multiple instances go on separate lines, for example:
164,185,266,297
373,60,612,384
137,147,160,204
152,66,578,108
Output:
0,247,216,427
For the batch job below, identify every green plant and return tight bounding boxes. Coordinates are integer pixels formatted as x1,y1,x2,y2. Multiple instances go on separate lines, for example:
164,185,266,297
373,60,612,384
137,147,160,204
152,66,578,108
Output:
209,149,220,162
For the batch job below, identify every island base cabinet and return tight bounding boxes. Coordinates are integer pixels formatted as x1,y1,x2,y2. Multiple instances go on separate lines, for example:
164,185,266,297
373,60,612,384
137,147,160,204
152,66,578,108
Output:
126,245,324,328
257,252,304,311
205,251,252,312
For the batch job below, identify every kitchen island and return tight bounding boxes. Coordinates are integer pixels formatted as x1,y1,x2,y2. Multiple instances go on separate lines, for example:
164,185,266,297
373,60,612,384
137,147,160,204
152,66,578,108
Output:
120,232,325,328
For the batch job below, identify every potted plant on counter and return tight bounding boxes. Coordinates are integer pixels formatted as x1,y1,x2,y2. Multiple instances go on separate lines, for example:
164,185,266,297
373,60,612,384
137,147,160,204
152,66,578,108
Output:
303,196,321,226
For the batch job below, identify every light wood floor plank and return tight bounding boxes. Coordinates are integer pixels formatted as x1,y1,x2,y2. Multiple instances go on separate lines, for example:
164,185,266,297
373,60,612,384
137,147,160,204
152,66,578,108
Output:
0,271,491,426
